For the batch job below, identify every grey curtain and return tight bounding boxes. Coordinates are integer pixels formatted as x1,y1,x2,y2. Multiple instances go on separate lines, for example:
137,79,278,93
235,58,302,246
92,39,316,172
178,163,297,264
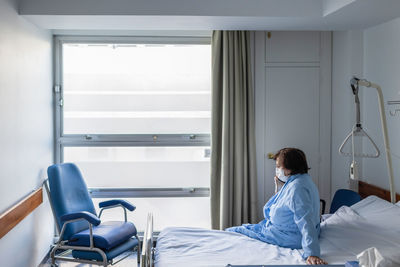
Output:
210,31,258,230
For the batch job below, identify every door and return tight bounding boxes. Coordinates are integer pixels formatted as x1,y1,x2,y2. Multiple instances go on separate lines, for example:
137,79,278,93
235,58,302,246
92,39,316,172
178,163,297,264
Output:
264,67,320,196
255,31,332,210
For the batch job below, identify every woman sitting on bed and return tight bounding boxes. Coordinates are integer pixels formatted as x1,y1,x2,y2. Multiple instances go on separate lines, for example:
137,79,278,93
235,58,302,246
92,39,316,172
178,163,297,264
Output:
226,148,327,265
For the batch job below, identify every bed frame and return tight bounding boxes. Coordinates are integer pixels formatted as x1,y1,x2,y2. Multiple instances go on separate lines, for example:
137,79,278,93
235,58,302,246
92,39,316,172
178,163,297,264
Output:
140,182,399,267
358,181,400,202
140,213,154,267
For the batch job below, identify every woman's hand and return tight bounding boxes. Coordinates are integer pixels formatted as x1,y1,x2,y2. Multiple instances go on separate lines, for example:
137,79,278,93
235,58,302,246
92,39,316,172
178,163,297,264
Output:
306,256,327,265
274,176,285,193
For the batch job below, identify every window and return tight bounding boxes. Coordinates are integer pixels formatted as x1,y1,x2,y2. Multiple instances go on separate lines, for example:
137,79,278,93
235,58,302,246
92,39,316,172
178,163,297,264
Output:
55,36,211,231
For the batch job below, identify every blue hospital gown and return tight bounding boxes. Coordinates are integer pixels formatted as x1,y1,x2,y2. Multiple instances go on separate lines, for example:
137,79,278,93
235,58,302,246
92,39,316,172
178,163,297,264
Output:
226,173,321,259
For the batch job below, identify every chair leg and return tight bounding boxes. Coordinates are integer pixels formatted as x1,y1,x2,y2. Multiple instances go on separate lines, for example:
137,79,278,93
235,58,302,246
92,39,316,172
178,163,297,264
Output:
136,235,141,264
50,244,58,266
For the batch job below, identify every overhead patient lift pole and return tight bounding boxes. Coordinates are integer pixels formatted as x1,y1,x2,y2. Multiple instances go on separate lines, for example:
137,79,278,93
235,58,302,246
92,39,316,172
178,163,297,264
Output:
339,77,380,182
348,78,396,203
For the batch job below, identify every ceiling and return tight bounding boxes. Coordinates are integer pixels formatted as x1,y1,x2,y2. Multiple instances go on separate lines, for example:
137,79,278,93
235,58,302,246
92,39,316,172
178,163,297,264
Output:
19,0,400,31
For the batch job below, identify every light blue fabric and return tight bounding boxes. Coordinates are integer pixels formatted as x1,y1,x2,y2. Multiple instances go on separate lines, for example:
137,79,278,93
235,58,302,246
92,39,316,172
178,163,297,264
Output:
226,173,320,260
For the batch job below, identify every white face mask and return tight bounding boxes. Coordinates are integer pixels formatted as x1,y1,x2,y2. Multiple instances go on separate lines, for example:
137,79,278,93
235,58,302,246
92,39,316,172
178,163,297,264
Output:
275,167,289,183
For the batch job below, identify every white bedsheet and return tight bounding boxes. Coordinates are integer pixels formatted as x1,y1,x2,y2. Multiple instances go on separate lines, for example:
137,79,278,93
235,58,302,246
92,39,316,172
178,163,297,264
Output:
155,196,400,267
155,227,305,267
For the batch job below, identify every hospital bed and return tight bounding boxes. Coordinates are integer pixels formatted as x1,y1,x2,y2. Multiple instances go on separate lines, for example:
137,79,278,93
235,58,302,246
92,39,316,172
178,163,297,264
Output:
141,195,400,267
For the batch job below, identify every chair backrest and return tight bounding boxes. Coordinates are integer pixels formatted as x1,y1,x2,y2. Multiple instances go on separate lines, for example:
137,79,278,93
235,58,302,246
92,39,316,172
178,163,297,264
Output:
330,189,361,214
47,163,97,240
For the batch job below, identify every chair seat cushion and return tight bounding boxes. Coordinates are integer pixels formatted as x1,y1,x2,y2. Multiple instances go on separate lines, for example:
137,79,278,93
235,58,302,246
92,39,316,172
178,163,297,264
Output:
68,221,137,250
72,237,139,261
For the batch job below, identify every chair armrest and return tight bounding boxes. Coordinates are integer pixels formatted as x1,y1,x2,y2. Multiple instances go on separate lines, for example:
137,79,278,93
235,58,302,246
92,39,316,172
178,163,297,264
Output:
99,199,136,212
60,211,101,226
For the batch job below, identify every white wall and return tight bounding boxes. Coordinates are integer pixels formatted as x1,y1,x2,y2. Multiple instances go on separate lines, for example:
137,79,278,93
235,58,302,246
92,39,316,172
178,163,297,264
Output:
0,0,53,266
362,17,400,194
331,18,400,199
331,30,363,200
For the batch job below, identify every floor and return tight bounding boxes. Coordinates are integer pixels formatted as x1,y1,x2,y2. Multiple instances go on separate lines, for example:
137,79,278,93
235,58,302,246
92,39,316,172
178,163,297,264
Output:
40,251,139,267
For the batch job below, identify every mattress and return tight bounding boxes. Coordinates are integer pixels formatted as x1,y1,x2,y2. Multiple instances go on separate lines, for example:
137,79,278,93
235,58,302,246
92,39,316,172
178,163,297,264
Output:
155,196,400,267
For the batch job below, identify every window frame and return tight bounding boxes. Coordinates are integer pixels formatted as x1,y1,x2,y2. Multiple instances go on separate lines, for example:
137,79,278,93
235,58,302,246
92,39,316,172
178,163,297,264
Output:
54,35,211,198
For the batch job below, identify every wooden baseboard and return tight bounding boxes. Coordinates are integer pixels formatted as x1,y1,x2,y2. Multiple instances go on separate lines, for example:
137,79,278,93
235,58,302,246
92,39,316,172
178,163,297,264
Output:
358,181,400,202
0,188,43,239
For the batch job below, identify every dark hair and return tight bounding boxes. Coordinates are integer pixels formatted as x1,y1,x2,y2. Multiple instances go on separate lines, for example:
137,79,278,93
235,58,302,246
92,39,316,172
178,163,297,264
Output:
273,148,309,175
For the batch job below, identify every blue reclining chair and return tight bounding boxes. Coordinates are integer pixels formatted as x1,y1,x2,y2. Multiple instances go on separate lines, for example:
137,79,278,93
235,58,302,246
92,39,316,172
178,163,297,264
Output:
44,163,140,267
330,189,361,214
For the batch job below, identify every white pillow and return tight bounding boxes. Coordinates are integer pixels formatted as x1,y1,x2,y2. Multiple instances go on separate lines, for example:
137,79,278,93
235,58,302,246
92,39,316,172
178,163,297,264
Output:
351,196,400,228
351,196,394,215
321,206,364,226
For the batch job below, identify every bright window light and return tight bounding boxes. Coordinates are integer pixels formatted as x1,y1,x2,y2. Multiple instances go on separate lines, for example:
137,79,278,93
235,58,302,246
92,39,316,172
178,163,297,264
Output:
62,43,211,134
56,38,212,231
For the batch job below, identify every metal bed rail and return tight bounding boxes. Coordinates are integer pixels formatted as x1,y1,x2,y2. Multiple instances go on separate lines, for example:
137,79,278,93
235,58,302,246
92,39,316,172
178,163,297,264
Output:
140,213,154,267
